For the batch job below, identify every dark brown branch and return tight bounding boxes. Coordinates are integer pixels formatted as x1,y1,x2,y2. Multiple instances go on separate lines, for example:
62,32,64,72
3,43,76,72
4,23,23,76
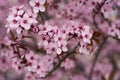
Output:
109,36,120,42
92,0,108,35
39,12,48,24
43,43,79,78
107,50,120,70
92,14,104,34
88,37,108,80
88,1,109,79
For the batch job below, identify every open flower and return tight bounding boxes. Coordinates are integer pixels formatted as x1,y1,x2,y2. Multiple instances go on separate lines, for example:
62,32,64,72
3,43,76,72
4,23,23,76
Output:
29,0,46,13
82,25,93,44
20,13,31,30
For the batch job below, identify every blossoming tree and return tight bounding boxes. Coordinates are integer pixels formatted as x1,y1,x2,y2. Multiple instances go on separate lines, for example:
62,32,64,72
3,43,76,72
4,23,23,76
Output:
0,0,120,80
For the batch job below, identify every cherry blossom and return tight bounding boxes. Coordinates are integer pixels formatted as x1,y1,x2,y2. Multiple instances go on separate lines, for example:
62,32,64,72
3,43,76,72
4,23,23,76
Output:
1,0,120,80
81,25,93,44
108,25,117,37
61,58,75,70
29,0,46,13
6,5,38,34
5,6,24,32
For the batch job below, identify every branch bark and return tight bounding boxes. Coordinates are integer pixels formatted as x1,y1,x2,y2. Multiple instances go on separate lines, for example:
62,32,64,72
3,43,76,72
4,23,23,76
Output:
88,37,108,80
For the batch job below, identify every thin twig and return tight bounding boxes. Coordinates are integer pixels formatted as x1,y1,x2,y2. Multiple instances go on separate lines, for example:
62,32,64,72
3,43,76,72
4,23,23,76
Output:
92,0,108,35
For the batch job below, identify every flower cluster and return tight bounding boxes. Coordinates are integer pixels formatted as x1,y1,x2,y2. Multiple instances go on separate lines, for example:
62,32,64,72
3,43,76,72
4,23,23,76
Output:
38,22,68,55
38,21,94,55
12,50,55,77
6,5,38,34
47,0,103,20
1,0,120,80
61,58,75,70
108,22,120,39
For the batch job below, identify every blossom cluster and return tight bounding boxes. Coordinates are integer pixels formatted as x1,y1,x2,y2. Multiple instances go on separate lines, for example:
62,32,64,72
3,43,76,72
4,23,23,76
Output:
38,21,94,55
6,5,38,34
11,50,55,77
0,0,120,80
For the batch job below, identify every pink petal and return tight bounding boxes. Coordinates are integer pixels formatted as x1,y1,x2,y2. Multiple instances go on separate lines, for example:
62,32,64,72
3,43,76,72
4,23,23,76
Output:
40,0,46,5
56,48,62,54
33,7,39,13
62,46,68,52
29,0,35,6
39,6,45,12
24,24,31,30
16,27,22,34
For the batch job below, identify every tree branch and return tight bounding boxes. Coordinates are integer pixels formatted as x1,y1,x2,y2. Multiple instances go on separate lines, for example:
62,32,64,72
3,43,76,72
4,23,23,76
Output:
92,0,108,35
43,43,79,78
88,36,108,80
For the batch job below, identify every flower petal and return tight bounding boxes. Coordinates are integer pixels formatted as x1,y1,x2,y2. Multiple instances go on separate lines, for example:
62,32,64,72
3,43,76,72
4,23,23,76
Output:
33,7,39,13
40,0,46,5
29,0,35,6
39,6,45,12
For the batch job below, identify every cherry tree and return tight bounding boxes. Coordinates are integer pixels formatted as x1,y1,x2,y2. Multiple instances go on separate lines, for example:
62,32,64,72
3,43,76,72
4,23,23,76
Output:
0,0,120,80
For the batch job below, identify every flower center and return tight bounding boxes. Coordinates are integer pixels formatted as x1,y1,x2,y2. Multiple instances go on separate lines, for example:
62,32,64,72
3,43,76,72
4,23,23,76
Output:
35,2,40,7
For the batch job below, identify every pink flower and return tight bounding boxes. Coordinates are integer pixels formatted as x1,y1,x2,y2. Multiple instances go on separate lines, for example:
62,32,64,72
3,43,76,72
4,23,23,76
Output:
108,24,117,37
79,42,97,54
117,0,120,6
29,0,46,13
20,13,31,30
79,43,90,54
6,6,24,29
26,10,37,24
10,5,24,15
6,5,38,34
24,72,38,80
61,58,75,70
39,22,52,35
54,32,66,46
53,32,68,54
46,42,57,54
56,48,62,55
8,19,20,29
82,25,93,44
7,11,21,22
20,10,37,30
12,57,24,74
116,29,120,39
5,5,24,34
